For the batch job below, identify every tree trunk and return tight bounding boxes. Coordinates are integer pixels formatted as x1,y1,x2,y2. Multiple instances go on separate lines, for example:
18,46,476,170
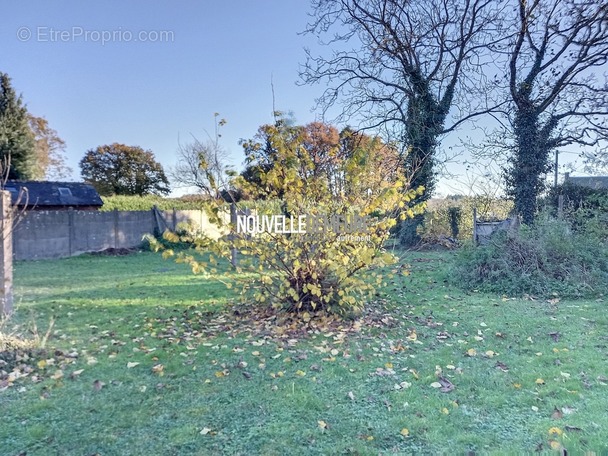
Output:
510,110,551,225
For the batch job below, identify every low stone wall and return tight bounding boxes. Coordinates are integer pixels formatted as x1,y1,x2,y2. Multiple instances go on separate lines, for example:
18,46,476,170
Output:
12,208,220,260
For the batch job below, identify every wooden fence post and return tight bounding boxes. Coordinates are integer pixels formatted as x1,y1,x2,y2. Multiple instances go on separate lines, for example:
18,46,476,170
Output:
230,203,237,267
1,191,14,316
472,207,478,245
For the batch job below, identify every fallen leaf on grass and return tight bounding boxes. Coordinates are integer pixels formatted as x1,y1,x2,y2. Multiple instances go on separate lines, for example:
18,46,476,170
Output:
548,427,563,436
50,370,64,380
548,440,561,450
495,361,509,372
466,348,477,357
127,362,140,368
400,428,410,437
151,364,164,375
535,378,546,385
439,376,455,392
551,407,563,420
93,380,105,391
69,369,84,379
318,420,329,430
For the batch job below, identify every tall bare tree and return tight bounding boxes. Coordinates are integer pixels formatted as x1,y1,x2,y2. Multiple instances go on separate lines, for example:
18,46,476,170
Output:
301,0,508,244
169,115,231,199
503,0,608,224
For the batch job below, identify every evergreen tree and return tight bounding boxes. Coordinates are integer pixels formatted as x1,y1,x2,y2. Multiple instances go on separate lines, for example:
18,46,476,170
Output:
0,72,35,180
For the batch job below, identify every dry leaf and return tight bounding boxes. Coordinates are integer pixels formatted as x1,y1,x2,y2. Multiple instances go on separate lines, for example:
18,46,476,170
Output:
438,376,455,393
50,370,64,380
318,420,329,430
551,407,563,420
69,369,84,379
127,362,140,369
548,440,561,450
400,428,410,437
93,380,105,391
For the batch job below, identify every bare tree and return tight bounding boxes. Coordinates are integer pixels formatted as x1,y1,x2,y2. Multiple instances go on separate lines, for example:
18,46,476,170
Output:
501,0,608,223
301,0,509,244
169,115,231,199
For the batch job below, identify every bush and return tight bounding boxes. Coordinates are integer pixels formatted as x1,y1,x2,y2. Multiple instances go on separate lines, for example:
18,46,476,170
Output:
451,213,608,298
150,119,426,315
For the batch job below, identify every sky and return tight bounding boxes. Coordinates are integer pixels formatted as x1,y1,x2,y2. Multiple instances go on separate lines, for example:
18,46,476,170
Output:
0,1,592,197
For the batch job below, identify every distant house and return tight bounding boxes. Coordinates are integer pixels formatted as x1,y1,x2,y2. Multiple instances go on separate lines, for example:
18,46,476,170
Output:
4,181,104,210
564,173,608,190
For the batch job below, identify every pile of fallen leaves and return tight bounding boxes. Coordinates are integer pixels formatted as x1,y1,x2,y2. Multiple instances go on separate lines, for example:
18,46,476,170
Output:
146,299,401,346
0,331,37,352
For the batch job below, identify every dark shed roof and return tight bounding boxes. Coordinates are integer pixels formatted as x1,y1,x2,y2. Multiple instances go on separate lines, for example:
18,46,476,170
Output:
4,181,104,208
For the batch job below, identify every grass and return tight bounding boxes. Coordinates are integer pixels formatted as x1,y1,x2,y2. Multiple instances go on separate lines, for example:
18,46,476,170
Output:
1,250,608,455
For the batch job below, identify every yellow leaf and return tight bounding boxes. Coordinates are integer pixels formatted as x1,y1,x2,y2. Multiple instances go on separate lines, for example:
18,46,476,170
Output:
513,383,522,389
127,362,140,369
549,440,561,450
548,427,563,436
430,382,442,388
535,378,546,385
400,428,410,437
50,370,64,380
318,420,328,430
37,360,47,369
385,362,393,369
485,350,495,358
296,370,306,377
441,407,449,415
466,348,477,357
215,371,225,378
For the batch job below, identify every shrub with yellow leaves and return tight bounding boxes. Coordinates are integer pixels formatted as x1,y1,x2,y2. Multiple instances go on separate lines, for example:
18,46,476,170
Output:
149,117,425,315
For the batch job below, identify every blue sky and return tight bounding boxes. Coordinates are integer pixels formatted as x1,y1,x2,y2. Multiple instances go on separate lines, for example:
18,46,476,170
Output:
2,1,332,193
1,1,589,196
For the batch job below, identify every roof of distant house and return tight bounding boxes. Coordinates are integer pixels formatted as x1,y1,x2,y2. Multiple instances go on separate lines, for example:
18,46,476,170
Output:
565,175,608,190
3,181,104,208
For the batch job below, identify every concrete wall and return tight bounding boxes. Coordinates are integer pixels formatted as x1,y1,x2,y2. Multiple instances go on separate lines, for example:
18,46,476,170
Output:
12,208,222,260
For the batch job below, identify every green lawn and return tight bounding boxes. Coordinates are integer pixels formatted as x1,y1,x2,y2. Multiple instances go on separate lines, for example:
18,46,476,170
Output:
1,250,607,455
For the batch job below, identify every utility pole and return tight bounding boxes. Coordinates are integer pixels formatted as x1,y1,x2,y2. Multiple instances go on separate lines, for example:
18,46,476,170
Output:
554,150,559,188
